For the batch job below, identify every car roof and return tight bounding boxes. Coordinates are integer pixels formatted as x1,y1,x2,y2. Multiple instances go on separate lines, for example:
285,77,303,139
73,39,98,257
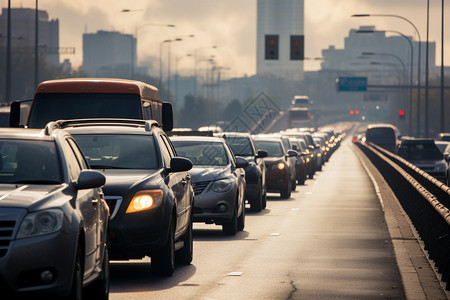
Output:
47,119,161,135
366,123,396,130
0,128,54,141
221,132,251,138
252,136,283,143
170,135,224,143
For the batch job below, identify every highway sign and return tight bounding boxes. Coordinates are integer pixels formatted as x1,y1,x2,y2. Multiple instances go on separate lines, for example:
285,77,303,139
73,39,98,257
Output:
337,77,367,91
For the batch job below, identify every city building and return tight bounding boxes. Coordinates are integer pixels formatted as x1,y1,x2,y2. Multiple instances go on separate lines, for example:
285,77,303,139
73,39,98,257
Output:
82,30,136,77
0,7,59,65
256,0,304,81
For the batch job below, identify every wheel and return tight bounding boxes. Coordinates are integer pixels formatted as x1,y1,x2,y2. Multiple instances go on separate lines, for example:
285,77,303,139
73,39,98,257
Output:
175,213,193,265
85,242,109,300
237,200,245,231
66,245,83,300
308,172,314,179
298,177,305,185
280,179,291,199
222,201,238,235
262,192,267,209
250,184,263,212
291,178,296,191
152,220,175,276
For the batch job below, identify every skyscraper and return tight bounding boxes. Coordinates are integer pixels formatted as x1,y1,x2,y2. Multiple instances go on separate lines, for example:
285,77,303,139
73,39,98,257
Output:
256,0,304,80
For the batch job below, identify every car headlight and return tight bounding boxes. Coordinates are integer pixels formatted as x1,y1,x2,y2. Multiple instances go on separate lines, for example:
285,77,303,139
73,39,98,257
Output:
435,163,447,172
126,190,163,213
212,179,232,193
17,209,64,239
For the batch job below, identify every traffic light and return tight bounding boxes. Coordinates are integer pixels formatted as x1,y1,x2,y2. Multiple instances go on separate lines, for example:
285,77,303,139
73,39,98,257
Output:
265,35,279,60
290,35,304,60
399,110,405,119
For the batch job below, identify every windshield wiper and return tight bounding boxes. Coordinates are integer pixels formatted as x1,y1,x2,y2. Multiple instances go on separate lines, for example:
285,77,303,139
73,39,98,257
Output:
12,180,61,184
90,165,128,169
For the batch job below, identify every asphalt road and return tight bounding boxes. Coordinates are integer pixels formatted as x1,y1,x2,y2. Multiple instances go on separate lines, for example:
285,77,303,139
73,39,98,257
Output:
108,138,447,300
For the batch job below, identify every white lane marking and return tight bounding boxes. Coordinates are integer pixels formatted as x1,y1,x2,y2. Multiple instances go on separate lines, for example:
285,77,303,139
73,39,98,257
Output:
305,192,313,195
291,208,300,211
228,272,243,276
270,233,280,236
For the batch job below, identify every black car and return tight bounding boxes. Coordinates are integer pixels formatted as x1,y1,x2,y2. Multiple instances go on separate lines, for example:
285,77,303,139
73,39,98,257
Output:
170,135,248,235
221,132,268,212
60,119,194,276
0,126,109,299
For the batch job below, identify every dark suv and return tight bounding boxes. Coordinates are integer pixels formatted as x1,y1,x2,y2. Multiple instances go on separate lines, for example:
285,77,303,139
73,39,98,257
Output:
221,132,268,212
0,126,109,299
58,119,194,276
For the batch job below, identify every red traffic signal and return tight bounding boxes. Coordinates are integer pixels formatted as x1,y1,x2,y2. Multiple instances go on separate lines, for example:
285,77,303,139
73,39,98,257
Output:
399,110,405,118
349,110,354,115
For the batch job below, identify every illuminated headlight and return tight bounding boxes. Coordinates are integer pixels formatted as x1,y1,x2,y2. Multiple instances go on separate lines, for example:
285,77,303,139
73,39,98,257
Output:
326,147,330,151
317,153,322,157
212,179,232,193
126,190,163,213
17,209,64,239
306,158,310,163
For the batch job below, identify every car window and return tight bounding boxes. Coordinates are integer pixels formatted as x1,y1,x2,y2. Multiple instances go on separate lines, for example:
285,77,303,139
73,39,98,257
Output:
67,138,88,170
61,139,82,181
73,134,158,169
171,140,229,166
366,128,395,139
0,139,62,184
281,137,291,151
403,142,443,161
253,140,284,157
226,136,255,156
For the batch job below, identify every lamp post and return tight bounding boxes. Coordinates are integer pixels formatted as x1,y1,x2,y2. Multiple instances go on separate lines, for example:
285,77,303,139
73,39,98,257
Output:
356,29,414,133
175,54,192,108
194,46,218,97
121,10,175,79
167,35,194,100
362,52,408,125
352,14,422,134
35,0,38,88
440,0,445,133
5,0,11,102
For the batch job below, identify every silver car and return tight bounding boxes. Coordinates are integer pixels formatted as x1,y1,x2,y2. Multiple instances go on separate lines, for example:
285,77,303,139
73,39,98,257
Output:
171,136,248,235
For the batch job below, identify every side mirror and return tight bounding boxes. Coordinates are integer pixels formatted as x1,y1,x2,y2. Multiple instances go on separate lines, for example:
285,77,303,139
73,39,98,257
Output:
256,150,268,158
235,156,249,169
76,170,106,190
287,150,298,157
162,102,174,132
169,157,193,172
9,101,21,128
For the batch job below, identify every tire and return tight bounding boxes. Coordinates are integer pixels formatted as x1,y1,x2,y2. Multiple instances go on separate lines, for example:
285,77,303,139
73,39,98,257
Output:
152,220,175,276
66,246,83,300
280,179,291,199
291,178,296,191
222,201,238,235
237,200,245,231
308,172,314,179
85,242,109,300
175,213,193,265
298,176,305,185
262,192,267,209
250,184,263,212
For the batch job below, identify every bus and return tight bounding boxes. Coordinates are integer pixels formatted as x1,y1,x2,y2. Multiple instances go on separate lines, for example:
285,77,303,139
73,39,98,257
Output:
10,78,173,131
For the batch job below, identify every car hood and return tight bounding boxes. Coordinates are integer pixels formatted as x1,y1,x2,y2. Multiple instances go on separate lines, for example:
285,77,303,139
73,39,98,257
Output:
100,169,160,195
190,166,230,182
0,184,67,209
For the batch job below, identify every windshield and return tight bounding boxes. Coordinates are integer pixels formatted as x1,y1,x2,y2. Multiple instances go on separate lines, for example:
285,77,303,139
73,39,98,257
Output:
403,142,443,161
171,140,229,166
73,134,158,169
226,136,255,156
0,140,62,184
366,128,395,140
253,140,284,157
28,93,142,128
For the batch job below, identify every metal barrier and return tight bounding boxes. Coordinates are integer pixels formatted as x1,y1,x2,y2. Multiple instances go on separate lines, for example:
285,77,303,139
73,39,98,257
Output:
355,141,450,290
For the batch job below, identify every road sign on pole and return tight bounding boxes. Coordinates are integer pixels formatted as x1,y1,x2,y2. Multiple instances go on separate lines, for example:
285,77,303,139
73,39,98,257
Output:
337,77,367,91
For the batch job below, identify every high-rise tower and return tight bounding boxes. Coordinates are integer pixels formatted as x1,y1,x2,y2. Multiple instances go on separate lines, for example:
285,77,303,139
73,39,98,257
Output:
256,0,304,80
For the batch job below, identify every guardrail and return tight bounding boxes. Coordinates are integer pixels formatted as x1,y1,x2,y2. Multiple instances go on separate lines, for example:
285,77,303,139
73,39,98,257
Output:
354,141,450,290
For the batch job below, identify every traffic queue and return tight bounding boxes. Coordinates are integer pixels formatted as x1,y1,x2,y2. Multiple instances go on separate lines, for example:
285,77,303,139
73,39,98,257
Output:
0,78,345,299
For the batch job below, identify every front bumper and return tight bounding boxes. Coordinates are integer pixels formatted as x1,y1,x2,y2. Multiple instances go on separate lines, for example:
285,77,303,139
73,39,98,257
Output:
193,186,237,225
0,230,78,297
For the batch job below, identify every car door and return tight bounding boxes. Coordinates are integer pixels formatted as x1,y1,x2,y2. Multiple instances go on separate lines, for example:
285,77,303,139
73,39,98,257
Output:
159,134,189,236
61,138,99,276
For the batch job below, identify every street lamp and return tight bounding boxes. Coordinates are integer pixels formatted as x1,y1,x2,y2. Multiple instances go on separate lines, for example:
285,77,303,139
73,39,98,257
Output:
167,35,194,99
352,13,422,134
175,54,192,107
159,38,182,90
362,52,408,126
194,46,218,97
356,29,414,133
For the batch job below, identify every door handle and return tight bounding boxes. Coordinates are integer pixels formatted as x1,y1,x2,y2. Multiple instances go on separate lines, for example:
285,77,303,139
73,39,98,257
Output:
92,198,99,205
181,179,187,186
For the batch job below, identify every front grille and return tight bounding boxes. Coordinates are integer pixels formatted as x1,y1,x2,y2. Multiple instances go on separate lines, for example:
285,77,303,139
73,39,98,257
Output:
0,220,16,258
192,181,211,196
104,196,123,220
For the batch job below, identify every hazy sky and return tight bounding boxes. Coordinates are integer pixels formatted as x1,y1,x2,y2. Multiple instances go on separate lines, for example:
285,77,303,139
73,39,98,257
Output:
2,0,449,77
